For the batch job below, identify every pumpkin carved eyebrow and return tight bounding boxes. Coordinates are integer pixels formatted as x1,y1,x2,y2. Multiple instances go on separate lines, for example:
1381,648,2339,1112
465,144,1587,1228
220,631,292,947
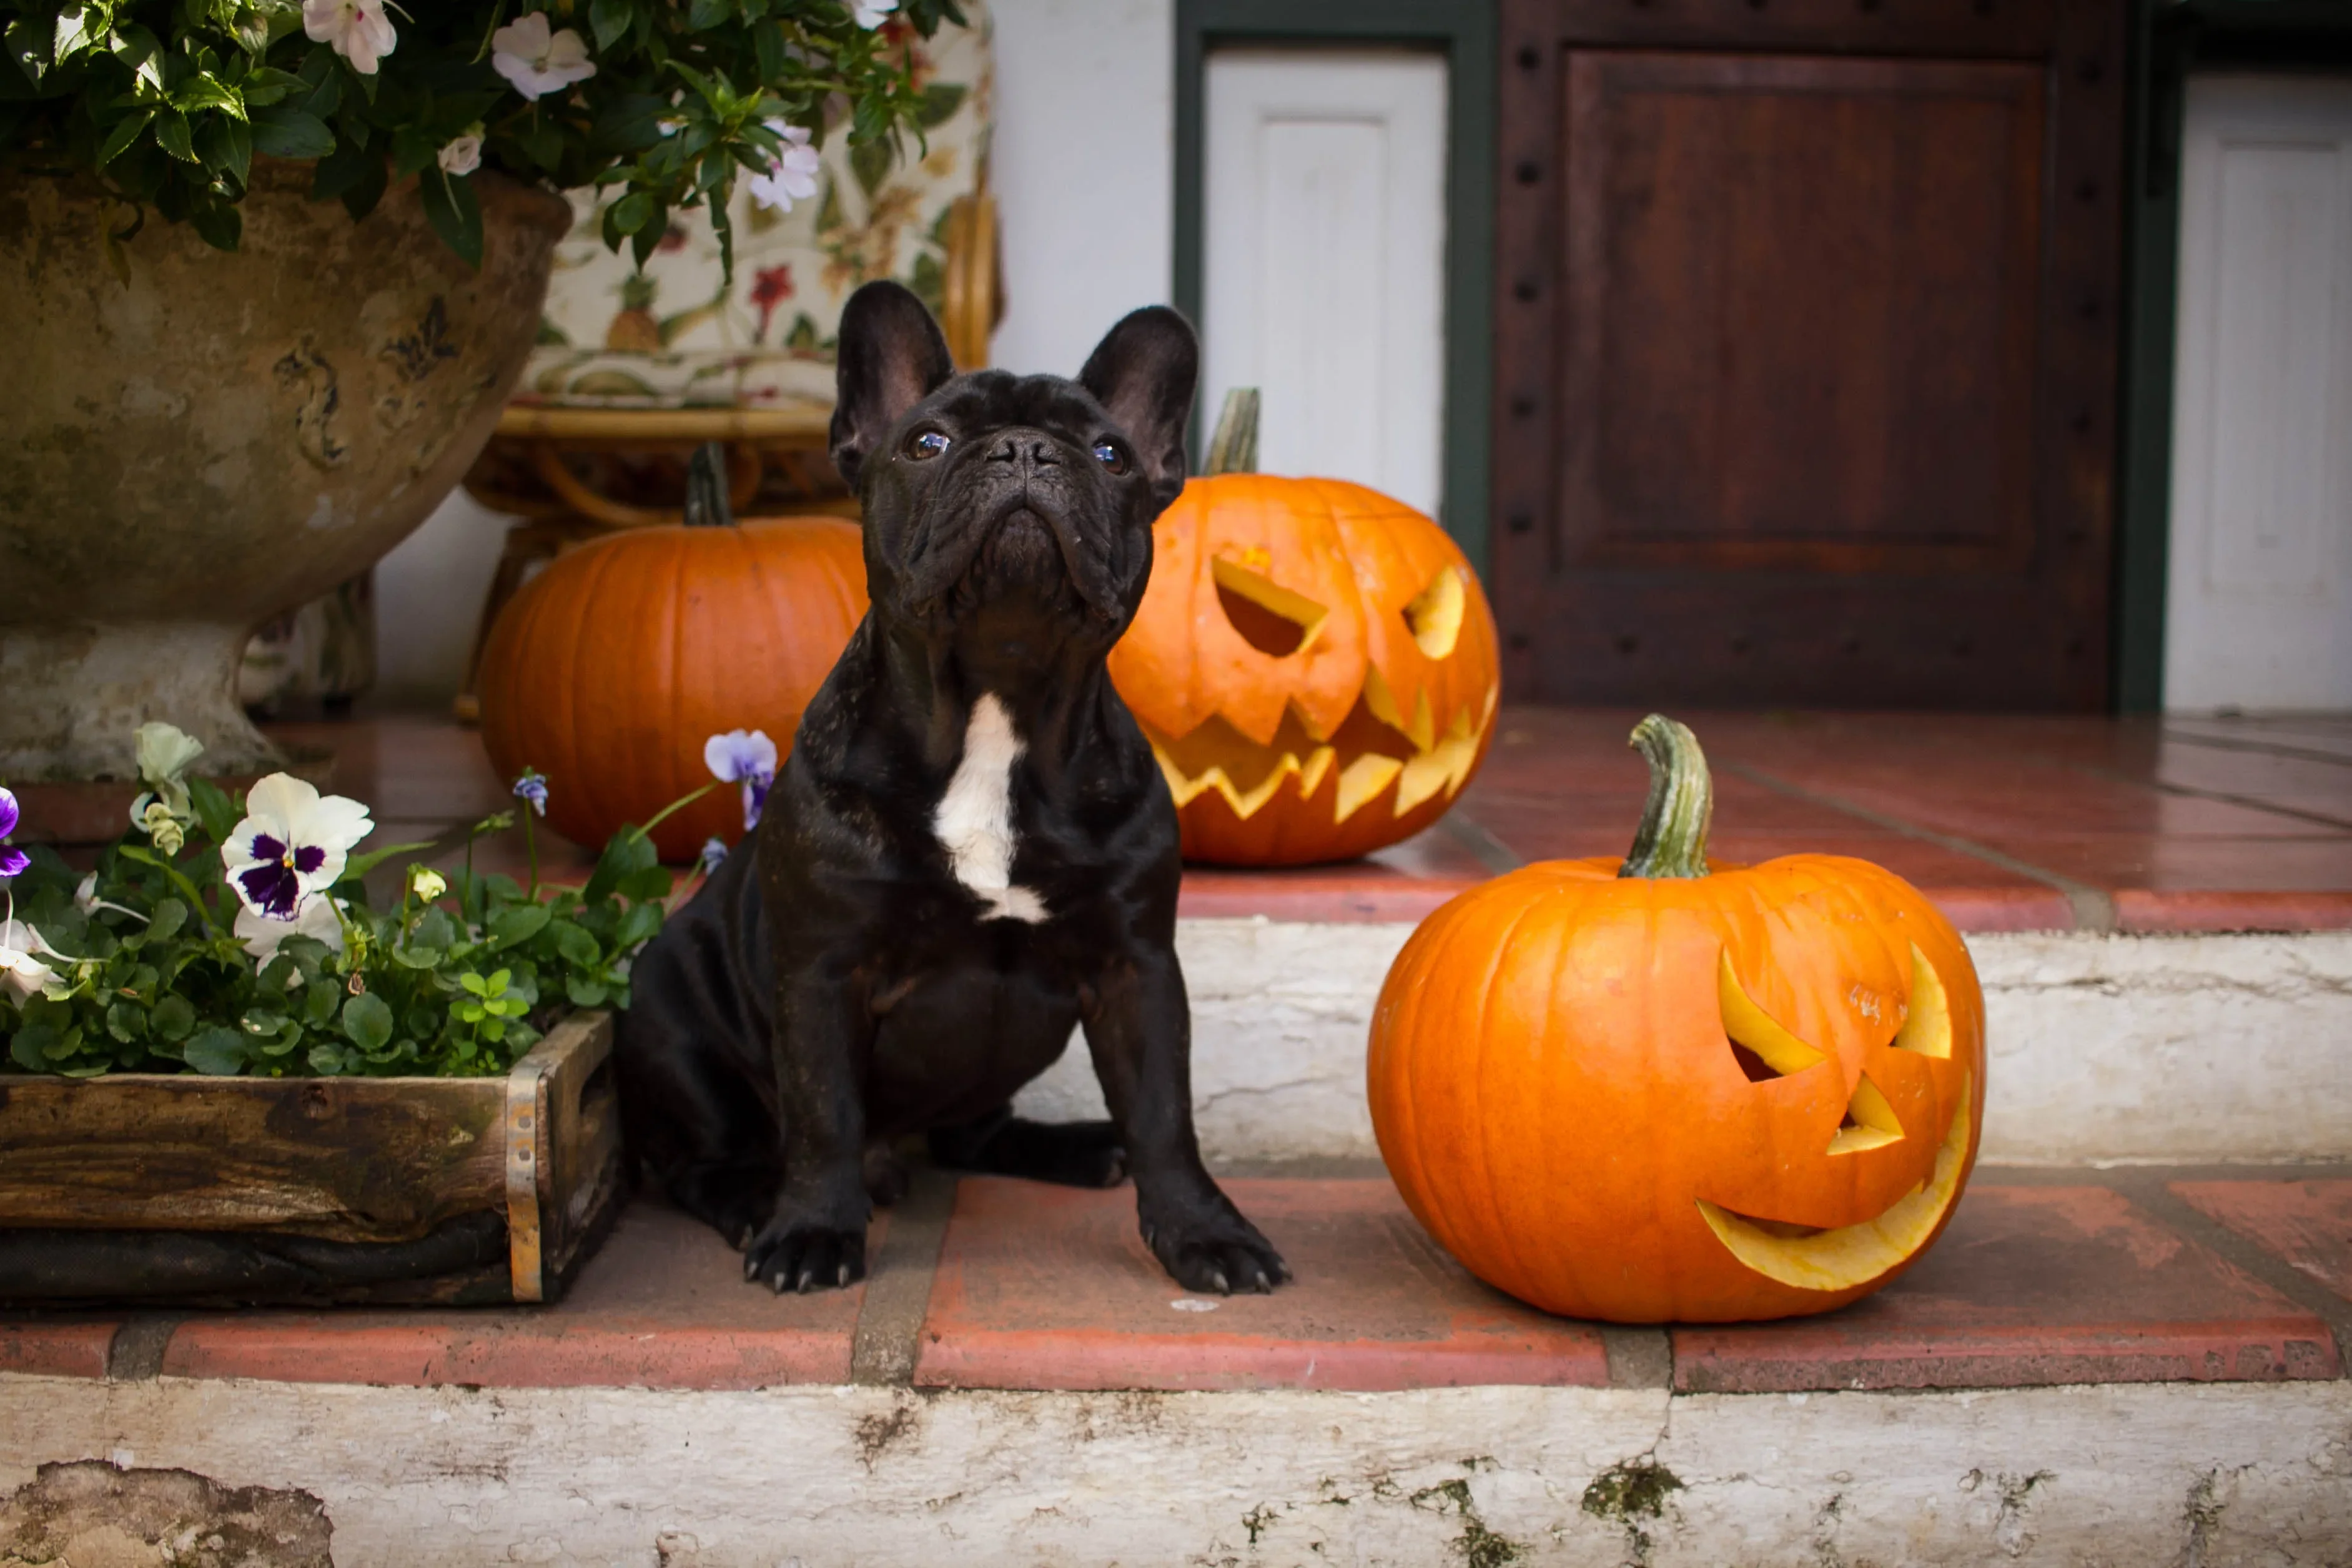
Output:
1717,951,1827,1080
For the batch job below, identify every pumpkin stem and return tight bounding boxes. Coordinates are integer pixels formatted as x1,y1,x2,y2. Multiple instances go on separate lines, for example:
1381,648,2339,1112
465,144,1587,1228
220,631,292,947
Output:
684,441,733,528
1619,713,1712,879
1203,387,1260,475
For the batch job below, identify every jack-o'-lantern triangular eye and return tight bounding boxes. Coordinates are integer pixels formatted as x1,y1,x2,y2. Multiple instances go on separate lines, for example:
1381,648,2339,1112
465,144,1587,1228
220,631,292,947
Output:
1212,555,1327,658
1892,944,1952,1059
1827,1074,1904,1155
1717,952,1827,1082
1403,565,1465,659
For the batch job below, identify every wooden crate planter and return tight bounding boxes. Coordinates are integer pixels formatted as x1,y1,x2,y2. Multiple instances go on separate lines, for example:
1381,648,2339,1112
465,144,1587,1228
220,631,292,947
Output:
0,1012,623,1308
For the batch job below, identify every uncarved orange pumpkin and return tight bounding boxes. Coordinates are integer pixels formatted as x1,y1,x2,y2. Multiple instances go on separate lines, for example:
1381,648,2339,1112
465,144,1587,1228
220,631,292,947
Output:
1107,396,1500,865
1368,716,1985,1323
477,511,867,862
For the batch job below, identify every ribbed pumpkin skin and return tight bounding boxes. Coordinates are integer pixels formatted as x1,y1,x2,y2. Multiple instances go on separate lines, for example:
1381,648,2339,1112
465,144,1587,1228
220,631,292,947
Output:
477,518,867,860
1368,855,1985,1323
1107,474,1501,866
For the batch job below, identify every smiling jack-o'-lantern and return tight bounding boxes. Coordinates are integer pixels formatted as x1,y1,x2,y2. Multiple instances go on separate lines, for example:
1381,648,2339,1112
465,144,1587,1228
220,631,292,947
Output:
1367,715,1985,1323
1105,392,1501,865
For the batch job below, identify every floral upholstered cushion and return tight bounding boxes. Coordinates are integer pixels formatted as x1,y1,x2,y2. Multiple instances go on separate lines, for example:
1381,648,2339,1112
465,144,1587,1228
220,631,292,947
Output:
518,4,992,412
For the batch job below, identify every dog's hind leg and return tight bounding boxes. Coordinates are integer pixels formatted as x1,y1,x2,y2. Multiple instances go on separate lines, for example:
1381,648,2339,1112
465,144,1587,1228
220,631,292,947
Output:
929,1104,1128,1188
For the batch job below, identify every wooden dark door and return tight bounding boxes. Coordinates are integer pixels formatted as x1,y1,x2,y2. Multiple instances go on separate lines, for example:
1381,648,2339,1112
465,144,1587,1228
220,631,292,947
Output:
1493,1,2127,708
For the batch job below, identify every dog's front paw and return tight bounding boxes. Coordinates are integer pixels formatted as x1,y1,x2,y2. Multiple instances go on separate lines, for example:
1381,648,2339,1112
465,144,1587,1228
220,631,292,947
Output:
1140,1205,1291,1296
744,1216,868,1294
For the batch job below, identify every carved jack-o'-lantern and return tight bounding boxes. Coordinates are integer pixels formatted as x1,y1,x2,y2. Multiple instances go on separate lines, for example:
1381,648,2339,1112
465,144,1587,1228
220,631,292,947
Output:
1106,393,1502,865
1368,716,1985,1323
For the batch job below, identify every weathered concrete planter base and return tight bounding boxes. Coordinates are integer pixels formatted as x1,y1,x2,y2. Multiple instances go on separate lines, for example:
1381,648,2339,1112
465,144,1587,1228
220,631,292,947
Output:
0,160,568,782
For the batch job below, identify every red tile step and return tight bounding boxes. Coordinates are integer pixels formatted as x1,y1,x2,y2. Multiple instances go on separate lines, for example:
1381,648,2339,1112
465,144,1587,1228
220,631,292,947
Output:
2172,1180,2352,1306
0,1319,117,1379
158,1204,872,1389
1674,1186,2340,1393
914,1177,1608,1392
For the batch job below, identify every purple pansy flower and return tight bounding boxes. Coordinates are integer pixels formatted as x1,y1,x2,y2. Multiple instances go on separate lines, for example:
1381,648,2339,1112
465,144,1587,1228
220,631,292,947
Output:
221,774,373,922
698,836,729,875
703,729,779,832
0,787,27,880
513,767,550,817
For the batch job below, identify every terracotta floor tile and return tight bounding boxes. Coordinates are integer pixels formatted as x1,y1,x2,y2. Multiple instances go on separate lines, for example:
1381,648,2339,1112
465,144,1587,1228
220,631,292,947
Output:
1672,1186,2338,1393
159,1202,869,1389
915,1177,1608,1392
2170,1180,2352,1306
1985,834,2352,895
0,1319,117,1379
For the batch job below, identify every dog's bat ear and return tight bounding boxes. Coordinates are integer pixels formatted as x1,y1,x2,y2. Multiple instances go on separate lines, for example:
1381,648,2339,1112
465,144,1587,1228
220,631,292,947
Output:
1079,305,1199,512
831,280,956,491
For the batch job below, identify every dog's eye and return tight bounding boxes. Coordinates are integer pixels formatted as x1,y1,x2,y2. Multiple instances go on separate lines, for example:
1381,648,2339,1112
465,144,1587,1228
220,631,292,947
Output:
906,430,951,461
1092,441,1129,475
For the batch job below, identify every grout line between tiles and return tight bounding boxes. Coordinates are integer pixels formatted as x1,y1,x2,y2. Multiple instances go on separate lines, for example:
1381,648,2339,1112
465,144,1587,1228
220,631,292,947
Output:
1440,807,1526,875
2051,761,2352,834
849,1166,957,1388
2106,1171,2352,1378
106,1315,184,1381
1722,762,2116,933
2159,729,2352,772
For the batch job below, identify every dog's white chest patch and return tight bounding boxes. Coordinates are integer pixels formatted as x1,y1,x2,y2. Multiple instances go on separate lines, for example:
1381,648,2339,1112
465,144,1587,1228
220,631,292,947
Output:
933,694,1048,923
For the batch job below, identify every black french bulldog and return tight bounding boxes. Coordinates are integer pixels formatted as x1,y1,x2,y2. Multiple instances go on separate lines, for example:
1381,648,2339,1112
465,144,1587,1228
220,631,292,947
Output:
614,281,1290,1298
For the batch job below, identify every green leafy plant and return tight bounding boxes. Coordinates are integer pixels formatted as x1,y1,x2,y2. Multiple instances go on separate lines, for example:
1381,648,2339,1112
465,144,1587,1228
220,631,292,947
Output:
0,737,704,1079
1,0,965,270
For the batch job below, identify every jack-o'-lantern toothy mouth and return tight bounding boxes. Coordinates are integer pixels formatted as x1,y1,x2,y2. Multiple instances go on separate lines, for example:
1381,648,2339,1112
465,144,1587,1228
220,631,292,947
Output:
1139,556,1495,827
1694,1077,1972,1293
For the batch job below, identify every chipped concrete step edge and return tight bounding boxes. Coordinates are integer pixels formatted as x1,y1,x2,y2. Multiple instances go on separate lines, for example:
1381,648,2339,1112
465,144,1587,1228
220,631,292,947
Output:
4,1376,2345,1566
1011,924,2352,1166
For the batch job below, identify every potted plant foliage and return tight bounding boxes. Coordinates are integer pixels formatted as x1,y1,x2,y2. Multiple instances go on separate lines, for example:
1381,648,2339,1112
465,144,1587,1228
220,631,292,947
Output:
0,0,959,785
0,719,775,1305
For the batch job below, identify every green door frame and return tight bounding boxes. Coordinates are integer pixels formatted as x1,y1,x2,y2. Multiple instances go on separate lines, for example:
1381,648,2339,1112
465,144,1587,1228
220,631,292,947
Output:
1173,0,1499,573
2115,0,2352,711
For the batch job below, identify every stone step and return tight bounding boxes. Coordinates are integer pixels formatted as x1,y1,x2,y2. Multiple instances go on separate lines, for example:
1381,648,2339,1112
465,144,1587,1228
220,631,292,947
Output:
5,1166,2348,1564
1014,921,2352,1167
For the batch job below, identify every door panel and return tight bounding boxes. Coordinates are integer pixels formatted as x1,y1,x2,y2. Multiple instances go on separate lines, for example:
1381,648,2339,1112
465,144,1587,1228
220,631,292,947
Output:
1495,0,2127,708
2163,76,2352,712
1204,51,1450,515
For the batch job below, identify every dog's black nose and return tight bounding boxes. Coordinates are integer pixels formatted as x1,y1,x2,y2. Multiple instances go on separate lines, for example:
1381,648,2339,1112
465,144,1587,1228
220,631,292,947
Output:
987,431,1062,469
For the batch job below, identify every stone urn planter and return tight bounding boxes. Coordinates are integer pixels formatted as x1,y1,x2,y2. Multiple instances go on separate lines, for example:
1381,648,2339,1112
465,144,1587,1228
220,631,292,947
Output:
0,159,570,784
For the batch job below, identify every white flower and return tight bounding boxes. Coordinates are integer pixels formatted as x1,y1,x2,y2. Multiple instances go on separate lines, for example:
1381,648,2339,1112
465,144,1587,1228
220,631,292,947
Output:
853,0,897,28
221,774,374,922
0,919,66,1003
302,0,397,75
409,866,448,903
438,134,483,177
129,719,204,832
235,894,348,962
74,875,145,923
492,12,597,101
746,121,822,214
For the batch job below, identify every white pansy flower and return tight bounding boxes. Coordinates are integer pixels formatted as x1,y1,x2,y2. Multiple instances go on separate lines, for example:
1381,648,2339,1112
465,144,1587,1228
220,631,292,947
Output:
438,134,483,177
746,121,821,214
853,0,897,28
235,894,348,962
74,874,146,923
301,0,397,74
0,919,66,1003
409,866,448,903
492,12,597,101
221,774,373,922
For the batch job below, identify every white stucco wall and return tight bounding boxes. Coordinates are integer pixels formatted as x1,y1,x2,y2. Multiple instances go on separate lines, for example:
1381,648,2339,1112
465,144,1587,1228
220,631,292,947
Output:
372,1,1178,706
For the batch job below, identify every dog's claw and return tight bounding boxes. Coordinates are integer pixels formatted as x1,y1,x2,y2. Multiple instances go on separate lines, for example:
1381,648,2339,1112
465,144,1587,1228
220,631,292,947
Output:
838,1263,852,1287
771,1271,788,1293
1210,1269,1230,1295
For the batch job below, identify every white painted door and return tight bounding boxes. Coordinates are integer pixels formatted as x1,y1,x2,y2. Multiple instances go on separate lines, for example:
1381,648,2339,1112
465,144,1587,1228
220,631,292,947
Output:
1203,50,1448,516
2165,75,2352,713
